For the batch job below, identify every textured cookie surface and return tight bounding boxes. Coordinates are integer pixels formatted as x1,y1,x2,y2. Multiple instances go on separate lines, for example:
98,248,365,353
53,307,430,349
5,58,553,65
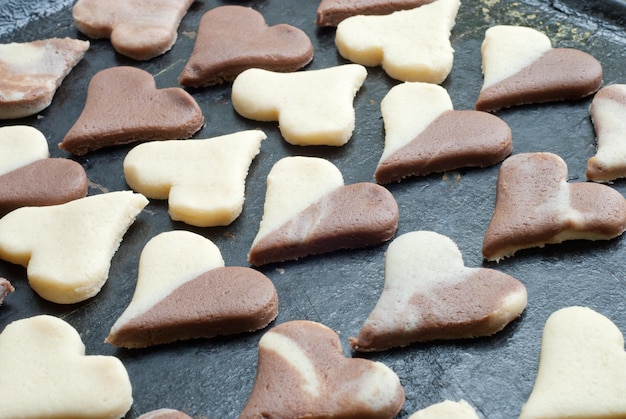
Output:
72,0,193,60
232,64,366,146
123,130,264,227
0,38,88,119
248,156,399,266
0,315,132,419
179,5,313,87
586,84,626,182
409,400,480,419
316,0,435,26
59,66,203,155
519,307,626,419
0,191,148,304
240,320,405,419
335,0,460,83
476,25,603,112
375,82,512,183
107,231,278,348
351,231,527,352
482,152,626,261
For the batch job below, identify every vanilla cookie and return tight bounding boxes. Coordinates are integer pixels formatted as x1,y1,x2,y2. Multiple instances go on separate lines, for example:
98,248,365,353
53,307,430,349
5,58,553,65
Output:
0,191,148,304
409,400,480,419
586,84,626,182
231,64,366,146
248,156,399,266
482,152,626,261
476,25,603,112
137,409,192,419
519,307,626,419
72,0,193,60
240,320,405,418
350,231,527,352
59,66,204,155
123,130,264,227
0,315,132,419
316,0,436,26
375,82,512,183
0,38,89,119
106,231,278,348
179,6,313,87
335,0,460,83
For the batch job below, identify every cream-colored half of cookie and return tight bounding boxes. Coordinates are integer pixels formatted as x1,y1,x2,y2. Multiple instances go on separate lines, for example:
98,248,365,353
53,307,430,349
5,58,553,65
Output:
587,84,626,182
0,191,148,304
0,315,132,419
409,400,480,419
480,25,552,90
109,231,224,337
335,0,460,84
124,130,265,227
231,64,367,146
250,156,344,248
0,125,48,175
519,306,626,419
379,82,453,162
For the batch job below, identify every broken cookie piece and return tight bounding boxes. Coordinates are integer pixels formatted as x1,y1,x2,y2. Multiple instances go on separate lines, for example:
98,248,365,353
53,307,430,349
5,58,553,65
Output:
59,66,204,155
0,38,89,119
179,6,313,87
476,25,603,112
248,156,399,266
0,278,14,306
72,0,193,60
240,320,405,419
106,231,278,349
316,0,436,27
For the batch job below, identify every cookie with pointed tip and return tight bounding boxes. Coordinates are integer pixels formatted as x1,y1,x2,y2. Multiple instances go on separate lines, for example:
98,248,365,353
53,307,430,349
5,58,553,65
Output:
476,25,603,112
123,130,265,227
335,0,460,83
0,38,89,119
316,0,436,26
106,231,278,349
0,315,132,419
232,64,367,146
72,0,193,60
375,82,512,184
586,84,626,182
350,231,527,352
482,152,626,261
240,320,405,419
409,400,479,419
179,6,314,87
248,156,399,266
59,66,204,155
519,306,626,419
0,126,88,216
0,191,148,304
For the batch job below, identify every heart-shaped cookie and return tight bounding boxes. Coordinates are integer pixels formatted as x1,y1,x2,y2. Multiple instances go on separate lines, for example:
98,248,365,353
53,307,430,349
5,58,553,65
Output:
231,64,367,146
476,25,603,112
316,0,436,26
179,6,314,87
0,315,132,418
375,82,512,183
482,152,626,261
72,0,193,60
0,125,49,175
240,320,405,418
519,306,626,419
586,84,626,182
0,191,148,304
123,130,265,227
106,230,278,348
0,38,89,119
350,231,527,352
248,156,399,266
59,66,204,155
335,0,460,83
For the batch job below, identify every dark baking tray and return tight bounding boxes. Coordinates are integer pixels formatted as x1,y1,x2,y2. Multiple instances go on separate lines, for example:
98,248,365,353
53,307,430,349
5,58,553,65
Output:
0,1,625,418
